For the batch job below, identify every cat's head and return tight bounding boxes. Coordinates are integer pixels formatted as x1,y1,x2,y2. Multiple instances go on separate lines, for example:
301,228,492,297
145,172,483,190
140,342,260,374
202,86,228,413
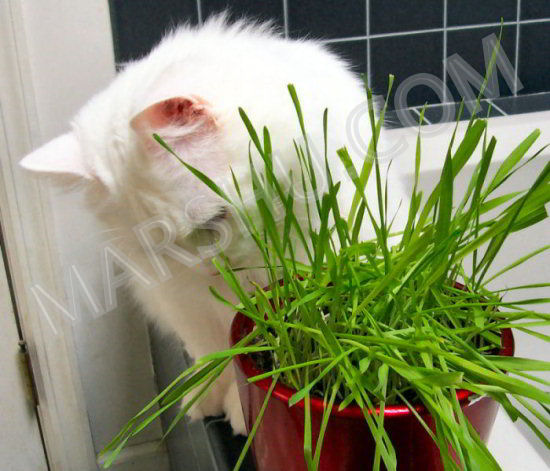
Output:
18,16,351,276
18,73,256,274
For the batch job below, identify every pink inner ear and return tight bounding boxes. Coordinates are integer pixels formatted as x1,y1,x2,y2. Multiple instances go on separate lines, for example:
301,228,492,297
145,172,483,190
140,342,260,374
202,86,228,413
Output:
131,96,216,134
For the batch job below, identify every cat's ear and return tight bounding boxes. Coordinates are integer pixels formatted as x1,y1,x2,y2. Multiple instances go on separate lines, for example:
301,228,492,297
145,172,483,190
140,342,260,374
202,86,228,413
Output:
130,96,217,148
19,133,94,180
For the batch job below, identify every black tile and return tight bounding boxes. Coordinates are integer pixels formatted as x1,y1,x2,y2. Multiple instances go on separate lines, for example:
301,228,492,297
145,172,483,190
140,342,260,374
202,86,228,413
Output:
370,0,443,35
201,0,284,28
384,109,408,128
109,0,198,63
447,0,517,27
521,0,550,20
417,102,458,125
518,23,550,95
482,99,505,117
327,40,367,74
454,99,504,119
493,92,550,114
394,99,502,129
446,25,517,102
371,32,444,109
288,0,366,39
409,100,501,127
388,107,431,128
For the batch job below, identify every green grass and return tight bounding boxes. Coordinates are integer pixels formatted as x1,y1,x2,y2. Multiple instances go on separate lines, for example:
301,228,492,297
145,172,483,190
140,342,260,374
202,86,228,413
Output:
102,74,550,471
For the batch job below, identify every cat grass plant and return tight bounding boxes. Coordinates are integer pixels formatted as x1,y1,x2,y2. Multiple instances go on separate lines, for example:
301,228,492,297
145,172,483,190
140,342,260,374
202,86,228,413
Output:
102,77,550,471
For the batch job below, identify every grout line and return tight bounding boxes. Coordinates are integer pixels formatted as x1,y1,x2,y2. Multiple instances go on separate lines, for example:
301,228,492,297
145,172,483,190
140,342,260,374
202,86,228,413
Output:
366,0,371,86
514,0,521,96
413,107,432,125
442,0,448,102
486,98,508,116
196,0,203,26
323,34,373,44
282,0,289,38
320,17,550,44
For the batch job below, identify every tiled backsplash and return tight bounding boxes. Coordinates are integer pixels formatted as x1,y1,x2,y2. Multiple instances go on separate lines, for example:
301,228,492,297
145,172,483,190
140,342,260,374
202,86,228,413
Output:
109,1,550,127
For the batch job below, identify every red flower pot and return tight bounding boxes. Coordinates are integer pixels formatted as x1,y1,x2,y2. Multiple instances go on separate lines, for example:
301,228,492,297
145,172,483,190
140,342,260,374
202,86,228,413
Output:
230,313,514,471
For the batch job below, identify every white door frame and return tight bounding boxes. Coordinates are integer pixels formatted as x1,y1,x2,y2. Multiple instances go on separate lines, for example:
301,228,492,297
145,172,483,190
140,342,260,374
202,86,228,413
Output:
0,225,49,471
0,1,116,469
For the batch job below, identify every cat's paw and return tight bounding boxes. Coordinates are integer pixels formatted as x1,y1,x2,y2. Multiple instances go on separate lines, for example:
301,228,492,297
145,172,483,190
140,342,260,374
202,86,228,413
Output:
224,381,247,435
181,384,225,422
182,398,206,423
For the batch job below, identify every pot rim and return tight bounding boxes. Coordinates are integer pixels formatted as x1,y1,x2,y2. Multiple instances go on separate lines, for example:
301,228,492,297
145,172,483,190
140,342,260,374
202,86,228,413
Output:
230,313,514,419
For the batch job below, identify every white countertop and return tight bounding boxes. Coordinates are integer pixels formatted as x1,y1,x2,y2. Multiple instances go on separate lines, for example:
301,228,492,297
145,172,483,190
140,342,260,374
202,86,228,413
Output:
489,409,550,470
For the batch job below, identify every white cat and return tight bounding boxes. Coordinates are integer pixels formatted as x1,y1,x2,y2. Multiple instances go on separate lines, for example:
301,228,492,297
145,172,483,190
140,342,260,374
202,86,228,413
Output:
20,15,398,434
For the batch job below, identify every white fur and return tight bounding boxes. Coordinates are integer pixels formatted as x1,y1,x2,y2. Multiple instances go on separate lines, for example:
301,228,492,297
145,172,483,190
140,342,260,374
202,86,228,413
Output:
20,15,403,434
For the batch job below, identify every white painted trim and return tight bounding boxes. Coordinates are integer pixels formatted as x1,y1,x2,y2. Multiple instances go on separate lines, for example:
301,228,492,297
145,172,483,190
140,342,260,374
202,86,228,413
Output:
0,198,49,471
0,1,115,469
